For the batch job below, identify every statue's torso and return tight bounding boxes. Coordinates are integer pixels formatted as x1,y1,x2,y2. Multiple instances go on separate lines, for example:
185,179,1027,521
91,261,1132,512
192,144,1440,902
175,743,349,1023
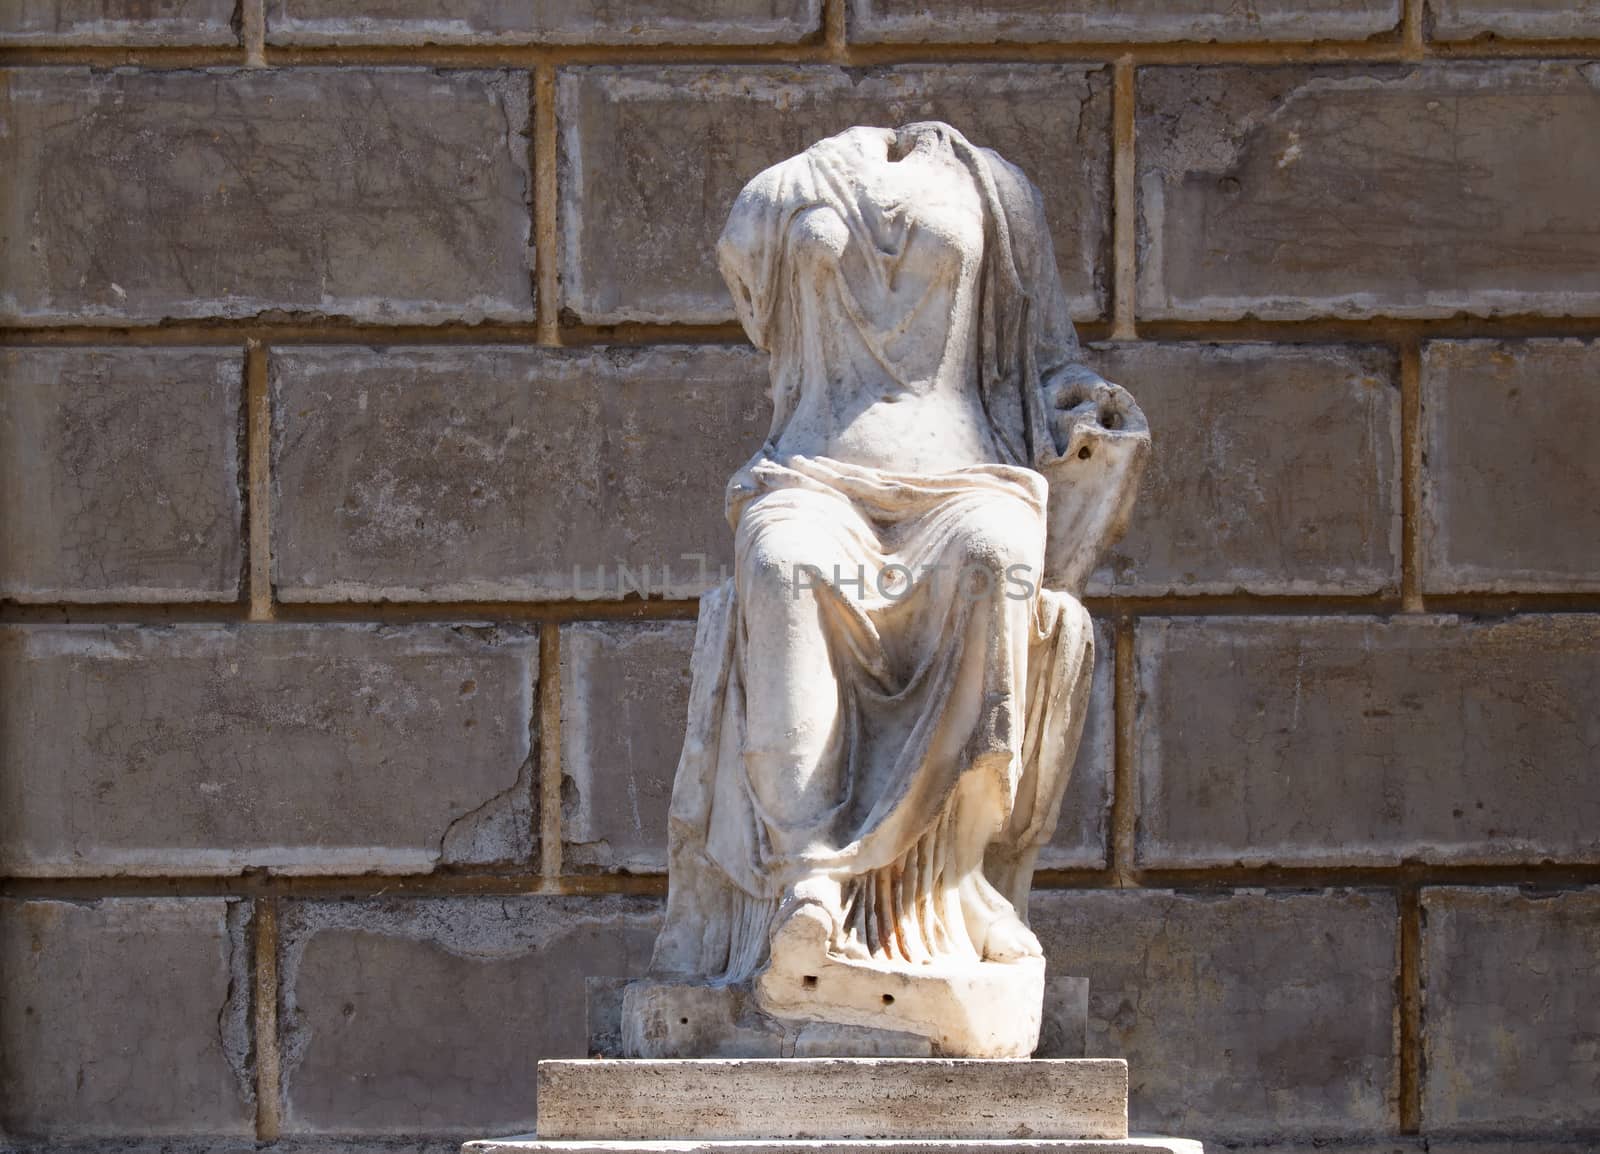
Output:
768,127,1001,474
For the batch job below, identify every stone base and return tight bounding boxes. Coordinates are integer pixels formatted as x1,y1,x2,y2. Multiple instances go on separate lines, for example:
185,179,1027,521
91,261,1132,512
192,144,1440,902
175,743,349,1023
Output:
617,966,1081,1056
467,1141,1203,1153
462,1057,1201,1154
536,1058,1129,1141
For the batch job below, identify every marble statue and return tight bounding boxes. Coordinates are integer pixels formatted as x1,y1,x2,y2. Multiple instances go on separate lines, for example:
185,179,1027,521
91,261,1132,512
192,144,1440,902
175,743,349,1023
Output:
622,122,1149,1059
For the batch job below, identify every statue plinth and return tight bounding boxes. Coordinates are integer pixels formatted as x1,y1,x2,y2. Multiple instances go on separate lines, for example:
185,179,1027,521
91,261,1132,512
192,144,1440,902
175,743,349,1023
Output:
624,957,1046,1058
461,1058,1203,1154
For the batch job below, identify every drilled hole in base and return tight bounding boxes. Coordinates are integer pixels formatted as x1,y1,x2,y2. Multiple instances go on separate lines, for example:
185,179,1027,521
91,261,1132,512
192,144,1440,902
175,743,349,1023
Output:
881,993,895,1005
679,1017,689,1025
803,974,819,989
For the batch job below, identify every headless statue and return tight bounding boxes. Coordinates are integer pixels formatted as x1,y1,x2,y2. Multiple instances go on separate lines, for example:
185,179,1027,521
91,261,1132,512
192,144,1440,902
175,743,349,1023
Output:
624,122,1149,1058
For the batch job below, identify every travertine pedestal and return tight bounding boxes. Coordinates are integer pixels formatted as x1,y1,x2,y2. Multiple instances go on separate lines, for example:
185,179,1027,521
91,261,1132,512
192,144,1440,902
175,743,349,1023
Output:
462,1059,1202,1154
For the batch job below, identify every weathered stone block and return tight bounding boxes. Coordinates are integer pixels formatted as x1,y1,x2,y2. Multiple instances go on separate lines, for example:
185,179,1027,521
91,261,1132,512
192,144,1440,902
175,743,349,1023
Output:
0,348,243,603
0,897,254,1138
1428,0,1600,40
266,0,820,44
1422,887,1600,1132
561,621,696,874
0,69,532,325
850,0,1398,43
560,65,1110,325
0,624,537,876
1135,615,1600,868
1083,343,1400,596
271,346,768,601
277,896,661,1135
1137,63,1600,320
0,0,237,44
1421,339,1600,593
561,619,1112,874
1032,888,1398,1140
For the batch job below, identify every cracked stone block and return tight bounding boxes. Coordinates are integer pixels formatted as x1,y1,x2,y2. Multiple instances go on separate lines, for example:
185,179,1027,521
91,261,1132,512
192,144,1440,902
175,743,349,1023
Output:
0,68,533,326
1135,615,1600,868
1428,0,1600,40
0,348,244,603
559,619,1112,874
1032,888,1398,1140
560,64,1110,325
0,0,238,44
271,346,769,602
1082,343,1400,597
1422,339,1600,593
0,897,255,1138
849,0,1399,43
1422,887,1600,1133
0,624,537,876
1137,63,1600,321
277,895,661,1135
266,0,820,44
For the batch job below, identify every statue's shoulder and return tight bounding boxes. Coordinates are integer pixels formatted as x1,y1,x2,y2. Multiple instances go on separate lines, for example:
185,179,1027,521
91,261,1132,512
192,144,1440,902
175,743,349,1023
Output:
975,145,1049,217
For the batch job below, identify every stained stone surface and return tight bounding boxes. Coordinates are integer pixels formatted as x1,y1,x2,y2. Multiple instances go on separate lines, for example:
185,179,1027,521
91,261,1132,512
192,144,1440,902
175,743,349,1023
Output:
1136,63,1600,320
1082,342,1400,596
272,346,768,602
1428,0,1600,40
266,0,822,43
1033,889,1398,1139
1421,339,1600,593
1134,615,1600,868
0,898,255,1138
0,0,238,44
1421,887,1600,1133
279,897,661,1136
0,624,538,877
848,0,1398,42
0,68,533,325
0,347,244,602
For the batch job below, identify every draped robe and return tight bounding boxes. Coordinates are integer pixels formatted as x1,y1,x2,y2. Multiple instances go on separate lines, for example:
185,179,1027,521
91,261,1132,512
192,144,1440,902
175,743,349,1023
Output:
649,124,1100,982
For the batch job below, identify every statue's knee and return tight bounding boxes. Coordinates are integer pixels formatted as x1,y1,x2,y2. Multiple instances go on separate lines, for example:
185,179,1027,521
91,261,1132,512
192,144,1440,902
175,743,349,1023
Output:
955,508,1043,595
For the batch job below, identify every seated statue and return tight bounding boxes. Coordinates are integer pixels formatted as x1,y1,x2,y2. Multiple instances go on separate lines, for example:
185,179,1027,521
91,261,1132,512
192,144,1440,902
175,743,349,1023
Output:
624,121,1149,1059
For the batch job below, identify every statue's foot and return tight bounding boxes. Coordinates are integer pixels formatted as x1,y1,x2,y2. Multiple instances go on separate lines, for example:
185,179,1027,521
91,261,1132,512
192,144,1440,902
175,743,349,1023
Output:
769,873,851,964
955,869,1043,962
980,913,1042,962
768,893,834,967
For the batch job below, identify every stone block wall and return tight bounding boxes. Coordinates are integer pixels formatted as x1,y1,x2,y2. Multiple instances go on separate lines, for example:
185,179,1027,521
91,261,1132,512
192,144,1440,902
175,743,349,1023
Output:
2,3,1597,1151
